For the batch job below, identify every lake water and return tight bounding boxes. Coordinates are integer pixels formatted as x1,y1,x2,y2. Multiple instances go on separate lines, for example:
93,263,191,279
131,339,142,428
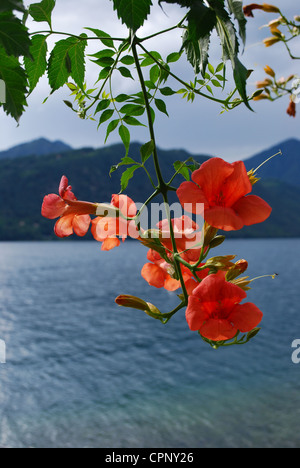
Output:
0,239,299,448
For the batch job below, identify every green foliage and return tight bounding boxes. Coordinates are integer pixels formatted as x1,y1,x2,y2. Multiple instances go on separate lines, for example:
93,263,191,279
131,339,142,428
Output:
29,0,56,28
111,0,152,32
24,34,48,93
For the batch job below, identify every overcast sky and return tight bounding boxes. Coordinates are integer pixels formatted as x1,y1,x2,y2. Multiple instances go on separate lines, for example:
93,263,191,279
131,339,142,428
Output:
0,0,299,161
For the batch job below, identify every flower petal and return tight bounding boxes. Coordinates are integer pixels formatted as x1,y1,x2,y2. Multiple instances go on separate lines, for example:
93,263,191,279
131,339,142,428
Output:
186,296,210,331
72,214,91,237
192,158,234,202
221,161,252,206
54,214,74,238
164,275,181,292
233,195,272,226
177,181,208,214
204,206,244,231
229,303,263,332
199,319,238,341
101,237,120,251
41,194,66,219
141,263,166,289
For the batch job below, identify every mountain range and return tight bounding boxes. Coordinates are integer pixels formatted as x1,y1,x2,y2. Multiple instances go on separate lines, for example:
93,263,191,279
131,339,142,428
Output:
0,137,299,240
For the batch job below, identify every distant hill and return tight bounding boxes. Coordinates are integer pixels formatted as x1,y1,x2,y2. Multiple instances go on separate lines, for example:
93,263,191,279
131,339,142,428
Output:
244,138,300,188
0,139,299,240
0,138,72,160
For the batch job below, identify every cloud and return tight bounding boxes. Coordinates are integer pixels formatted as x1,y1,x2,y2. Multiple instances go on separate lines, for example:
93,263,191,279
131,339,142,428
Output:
0,0,299,161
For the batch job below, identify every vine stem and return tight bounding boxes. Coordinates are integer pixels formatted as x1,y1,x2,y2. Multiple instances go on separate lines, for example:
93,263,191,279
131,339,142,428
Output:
131,36,189,305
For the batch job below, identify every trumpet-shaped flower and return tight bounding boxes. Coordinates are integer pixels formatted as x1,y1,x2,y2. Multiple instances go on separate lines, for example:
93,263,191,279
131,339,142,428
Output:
186,274,263,341
91,194,139,250
177,158,272,231
42,176,97,237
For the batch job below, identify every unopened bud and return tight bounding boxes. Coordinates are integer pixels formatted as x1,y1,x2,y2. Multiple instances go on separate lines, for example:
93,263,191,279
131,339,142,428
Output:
205,255,236,271
264,65,275,77
263,36,281,47
256,78,272,88
226,260,249,281
262,4,280,14
294,16,300,22
115,295,151,311
209,235,226,249
203,224,218,247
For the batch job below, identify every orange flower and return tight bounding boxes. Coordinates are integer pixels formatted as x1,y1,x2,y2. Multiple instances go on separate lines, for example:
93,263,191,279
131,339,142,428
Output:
42,176,97,237
177,158,272,231
186,275,263,341
263,37,281,47
91,194,139,250
141,249,182,292
243,3,280,17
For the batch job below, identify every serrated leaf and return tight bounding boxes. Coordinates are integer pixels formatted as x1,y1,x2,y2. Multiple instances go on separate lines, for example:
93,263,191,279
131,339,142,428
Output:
89,49,115,59
24,34,48,93
29,0,55,28
0,46,27,121
112,0,152,32
140,140,154,164
48,36,87,91
120,165,140,192
0,11,31,58
227,0,247,45
119,124,131,156
92,56,115,68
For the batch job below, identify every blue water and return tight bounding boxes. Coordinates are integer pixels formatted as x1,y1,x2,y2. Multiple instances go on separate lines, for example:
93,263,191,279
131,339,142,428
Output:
0,239,299,448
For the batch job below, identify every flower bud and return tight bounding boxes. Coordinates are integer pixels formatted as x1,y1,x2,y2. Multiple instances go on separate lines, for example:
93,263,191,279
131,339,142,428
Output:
203,224,218,247
294,16,300,22
287,100,296,117
226,260,249,281
209,235,226,249
264,65,275,77
263,36,281,47
262,4,280,14
253,93,270,101
256,78,273,88
205,255,236,271
115,295,151,311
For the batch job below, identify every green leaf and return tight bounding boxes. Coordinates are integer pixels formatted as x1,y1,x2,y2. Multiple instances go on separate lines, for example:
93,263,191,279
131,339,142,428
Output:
24,34,48,93
227,0,247,45
119,124,131,156
0,11,31,58
0,1,26,13
0,46,27,121
99,108,114,125
92,56,115,68
98,67,111,81
182,3,216,76
118,66,134,79
140,140,154,164
120,165,140,192
173,161,190,181
120,55,135,65
154,98,168,116
123,115,145,126
167,52,181,63
105,119,119,142
89,49,115,59
85,28,114,48
111,0,152,32
95,99,111,114
120,103,144,116
149,64,160,84
29,0,56,28
207,63,214,74
160,86,176,96
48,36,87,91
